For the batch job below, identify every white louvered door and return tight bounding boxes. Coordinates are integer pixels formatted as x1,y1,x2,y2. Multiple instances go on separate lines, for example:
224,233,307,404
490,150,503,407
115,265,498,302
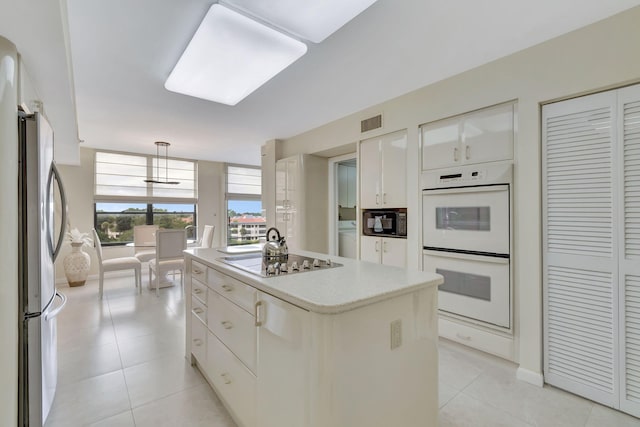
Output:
619,84,640,416
543,83,640,418
543,91,618,407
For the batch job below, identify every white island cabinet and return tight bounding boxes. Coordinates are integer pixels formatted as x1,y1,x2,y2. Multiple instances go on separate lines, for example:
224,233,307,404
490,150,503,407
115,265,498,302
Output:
184,248,442,427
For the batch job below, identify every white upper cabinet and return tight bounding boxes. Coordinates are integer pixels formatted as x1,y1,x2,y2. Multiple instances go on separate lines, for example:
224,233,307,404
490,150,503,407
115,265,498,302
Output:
422,103,514,170
360,129,407,208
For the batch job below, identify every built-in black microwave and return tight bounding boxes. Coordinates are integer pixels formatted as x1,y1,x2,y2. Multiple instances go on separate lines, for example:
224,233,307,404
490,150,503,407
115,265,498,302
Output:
362,208,407,238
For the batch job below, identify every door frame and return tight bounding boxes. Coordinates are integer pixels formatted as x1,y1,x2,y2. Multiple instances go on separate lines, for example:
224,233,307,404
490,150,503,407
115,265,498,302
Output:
328,153,357,256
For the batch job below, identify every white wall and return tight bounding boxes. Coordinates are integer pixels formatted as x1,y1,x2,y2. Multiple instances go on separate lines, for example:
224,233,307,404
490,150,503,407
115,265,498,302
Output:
274,7,640,380
54,147,228,282
0,35,19,427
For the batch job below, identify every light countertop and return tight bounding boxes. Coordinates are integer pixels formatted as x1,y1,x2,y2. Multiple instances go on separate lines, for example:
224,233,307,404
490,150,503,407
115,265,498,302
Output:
184,247,443,314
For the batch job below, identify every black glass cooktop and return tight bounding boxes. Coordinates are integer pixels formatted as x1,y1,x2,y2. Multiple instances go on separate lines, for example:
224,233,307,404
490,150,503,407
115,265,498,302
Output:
218,253,342,277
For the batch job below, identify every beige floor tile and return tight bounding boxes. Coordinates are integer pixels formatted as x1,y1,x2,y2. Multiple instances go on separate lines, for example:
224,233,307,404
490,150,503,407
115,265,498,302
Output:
88,410,136,427
58,341,122,386
123,353,205,407
132,383,237,427
57,323,117,354
439,393,533,427
117,328,185,368
463,364,593,426
439,383,458,409
586,403,640,426
45,370,131,427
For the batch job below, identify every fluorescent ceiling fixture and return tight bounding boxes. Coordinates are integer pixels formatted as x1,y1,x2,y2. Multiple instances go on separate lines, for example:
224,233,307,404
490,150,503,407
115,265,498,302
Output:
222,0,379,43
165,4,307,106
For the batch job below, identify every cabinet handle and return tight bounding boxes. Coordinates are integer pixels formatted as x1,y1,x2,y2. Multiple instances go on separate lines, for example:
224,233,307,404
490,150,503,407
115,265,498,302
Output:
221,373,232,385
221,320,233,330
221,284,233,292
193,338,203,347
456,333,471,342
376,193,380,205
375,241,380,252
193,288,202,294
193,307,204,315
255,301,263,326
383,193,387,205
193,268,203,275
454,147,459,162
383,241,388,253
465,145,470,160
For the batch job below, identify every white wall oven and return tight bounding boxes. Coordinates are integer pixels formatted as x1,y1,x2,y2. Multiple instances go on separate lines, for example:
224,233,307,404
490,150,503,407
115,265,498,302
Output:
422,162,512,329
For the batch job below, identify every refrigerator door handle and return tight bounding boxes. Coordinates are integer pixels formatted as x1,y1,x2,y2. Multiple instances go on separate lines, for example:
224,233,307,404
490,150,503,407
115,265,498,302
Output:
47,161,68,262
44,291,67,321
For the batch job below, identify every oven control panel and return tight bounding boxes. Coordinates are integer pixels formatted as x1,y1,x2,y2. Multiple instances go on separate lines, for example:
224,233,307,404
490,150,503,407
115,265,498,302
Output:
421,162,512,189
437,169,486,185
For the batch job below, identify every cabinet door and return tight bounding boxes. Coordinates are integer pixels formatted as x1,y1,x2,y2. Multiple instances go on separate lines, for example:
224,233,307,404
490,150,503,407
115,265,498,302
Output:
381,237,406,268
360,236,381,264
256,292,310,427
360,138,381,208
462,103,513,165
275,160,287,231
380,130,407,207
421,117,460,170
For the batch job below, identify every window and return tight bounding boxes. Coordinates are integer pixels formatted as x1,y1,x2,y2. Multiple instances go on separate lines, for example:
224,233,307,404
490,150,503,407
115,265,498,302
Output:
226,165,265,246
95,202,196,245
94,151,198,244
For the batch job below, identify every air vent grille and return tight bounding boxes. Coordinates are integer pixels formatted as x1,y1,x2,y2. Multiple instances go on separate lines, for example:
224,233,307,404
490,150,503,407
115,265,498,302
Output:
361,114,382,133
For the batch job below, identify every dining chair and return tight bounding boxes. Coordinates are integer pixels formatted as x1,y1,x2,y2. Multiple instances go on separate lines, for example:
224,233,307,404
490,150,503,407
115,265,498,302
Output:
148,229,187,296
92,229,142,299
198,224,215,248
133,224,159,263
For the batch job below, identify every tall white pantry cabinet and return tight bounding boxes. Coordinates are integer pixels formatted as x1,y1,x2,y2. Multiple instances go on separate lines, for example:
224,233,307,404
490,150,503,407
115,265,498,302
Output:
542,83,640,417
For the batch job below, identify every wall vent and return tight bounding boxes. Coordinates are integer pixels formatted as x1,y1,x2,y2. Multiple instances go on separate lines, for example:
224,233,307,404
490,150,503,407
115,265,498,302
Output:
361,114,382,133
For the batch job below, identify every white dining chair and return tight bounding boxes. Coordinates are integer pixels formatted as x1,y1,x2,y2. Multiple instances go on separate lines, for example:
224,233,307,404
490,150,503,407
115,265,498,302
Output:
198,224,215,248
148,229,187,296
133,224,159,263
92,229,141,299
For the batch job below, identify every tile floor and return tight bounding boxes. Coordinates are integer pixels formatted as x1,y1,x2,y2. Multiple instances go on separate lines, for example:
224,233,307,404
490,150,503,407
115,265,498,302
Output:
47,274,640,427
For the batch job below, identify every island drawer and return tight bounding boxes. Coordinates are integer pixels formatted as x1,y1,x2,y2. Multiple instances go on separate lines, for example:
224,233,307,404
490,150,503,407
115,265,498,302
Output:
190,313,206,366
191,279,207,305
208,268,257,313
191,296,207,324
208,290,257,374
207,331,256,427
191,260,207,284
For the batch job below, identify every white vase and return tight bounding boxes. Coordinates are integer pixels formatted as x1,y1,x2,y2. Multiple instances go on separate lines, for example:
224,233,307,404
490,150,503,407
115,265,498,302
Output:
63,242,91,287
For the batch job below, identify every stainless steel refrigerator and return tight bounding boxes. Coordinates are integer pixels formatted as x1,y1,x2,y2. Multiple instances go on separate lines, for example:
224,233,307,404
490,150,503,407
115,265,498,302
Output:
18,111,68,426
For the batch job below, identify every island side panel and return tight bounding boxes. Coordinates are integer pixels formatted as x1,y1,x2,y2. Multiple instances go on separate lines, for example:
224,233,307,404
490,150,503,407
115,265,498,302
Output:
309,287,439,427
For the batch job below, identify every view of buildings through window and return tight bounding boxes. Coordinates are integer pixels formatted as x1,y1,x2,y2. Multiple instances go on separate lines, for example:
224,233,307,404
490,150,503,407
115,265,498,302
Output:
226,165,265,246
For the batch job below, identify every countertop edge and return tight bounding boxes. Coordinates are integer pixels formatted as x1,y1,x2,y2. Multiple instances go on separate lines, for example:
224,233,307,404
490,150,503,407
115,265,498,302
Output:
184,249,443,314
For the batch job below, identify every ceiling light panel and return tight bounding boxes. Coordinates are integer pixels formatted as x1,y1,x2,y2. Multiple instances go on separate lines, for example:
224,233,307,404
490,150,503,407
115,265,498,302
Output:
222,0,379,43
165,4,307,106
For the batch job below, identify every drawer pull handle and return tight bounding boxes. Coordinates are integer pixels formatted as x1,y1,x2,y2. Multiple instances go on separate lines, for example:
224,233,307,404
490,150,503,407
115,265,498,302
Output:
221,320,233,330
193,338,203,347
193,268,203,275
221,284,234,292
255,301,263,326
193,288,203,294
456,333,471,341
221,373,232,384
193,307,204,315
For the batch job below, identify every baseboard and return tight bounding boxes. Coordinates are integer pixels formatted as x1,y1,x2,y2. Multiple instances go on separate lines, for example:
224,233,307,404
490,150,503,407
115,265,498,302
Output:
516,367,544,387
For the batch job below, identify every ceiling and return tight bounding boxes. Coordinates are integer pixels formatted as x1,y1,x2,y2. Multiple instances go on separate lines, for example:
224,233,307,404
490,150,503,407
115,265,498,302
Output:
3,1,640,166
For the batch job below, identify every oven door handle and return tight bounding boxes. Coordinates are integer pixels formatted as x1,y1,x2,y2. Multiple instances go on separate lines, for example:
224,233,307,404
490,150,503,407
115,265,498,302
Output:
423,249,509,264
422,184,509,196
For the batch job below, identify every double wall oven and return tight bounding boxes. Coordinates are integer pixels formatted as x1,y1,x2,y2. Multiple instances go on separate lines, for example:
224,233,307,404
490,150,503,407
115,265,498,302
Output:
422,162,512,329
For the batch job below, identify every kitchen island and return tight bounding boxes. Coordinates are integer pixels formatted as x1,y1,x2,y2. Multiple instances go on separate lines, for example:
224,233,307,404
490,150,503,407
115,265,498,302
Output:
184,247,443,427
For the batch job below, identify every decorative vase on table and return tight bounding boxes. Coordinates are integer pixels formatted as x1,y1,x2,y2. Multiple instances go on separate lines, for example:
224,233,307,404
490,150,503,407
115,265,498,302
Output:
63,242,91,287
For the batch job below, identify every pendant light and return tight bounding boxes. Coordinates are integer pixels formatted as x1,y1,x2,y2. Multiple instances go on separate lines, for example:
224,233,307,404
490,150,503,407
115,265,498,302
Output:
144,141,180,185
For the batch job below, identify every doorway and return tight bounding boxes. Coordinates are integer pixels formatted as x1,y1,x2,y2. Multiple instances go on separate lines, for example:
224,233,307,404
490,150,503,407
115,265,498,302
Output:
328,154,357,258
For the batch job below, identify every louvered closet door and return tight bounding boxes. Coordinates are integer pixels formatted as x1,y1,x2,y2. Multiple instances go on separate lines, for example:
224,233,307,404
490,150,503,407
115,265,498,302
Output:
542,91,619,407
619,84,640,417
